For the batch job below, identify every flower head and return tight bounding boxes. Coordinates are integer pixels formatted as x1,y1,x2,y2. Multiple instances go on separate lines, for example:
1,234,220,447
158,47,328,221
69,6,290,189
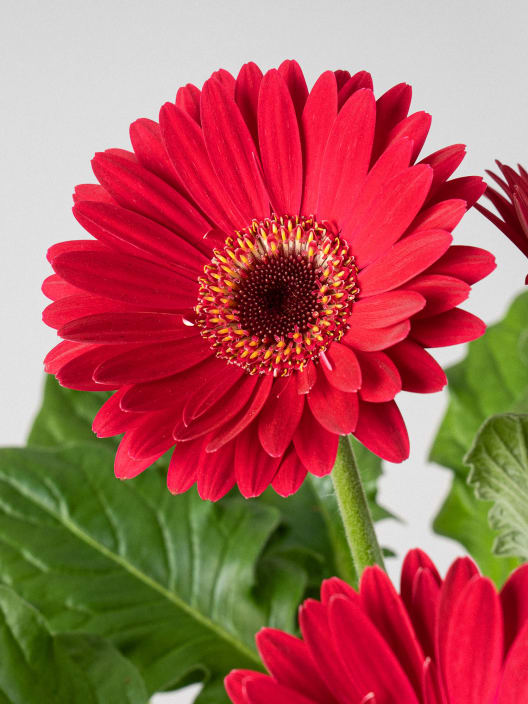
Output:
476,160,528,282
226,550,528,704
43,61,495,499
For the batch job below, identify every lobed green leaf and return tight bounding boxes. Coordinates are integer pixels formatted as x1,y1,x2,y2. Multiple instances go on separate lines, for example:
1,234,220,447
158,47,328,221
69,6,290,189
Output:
466,413,528,561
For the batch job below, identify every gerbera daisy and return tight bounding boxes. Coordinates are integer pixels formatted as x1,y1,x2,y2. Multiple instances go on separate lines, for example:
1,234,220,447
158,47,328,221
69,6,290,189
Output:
43,61,495,499
475,160,528,282
225,549,528,703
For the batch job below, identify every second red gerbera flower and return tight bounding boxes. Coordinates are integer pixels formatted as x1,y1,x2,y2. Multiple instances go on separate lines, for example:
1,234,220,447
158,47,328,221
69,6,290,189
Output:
43,61,495,499
226,550,528,704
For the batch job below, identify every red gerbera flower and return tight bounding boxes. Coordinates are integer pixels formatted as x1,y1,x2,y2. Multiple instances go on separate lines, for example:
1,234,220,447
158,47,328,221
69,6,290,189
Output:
475,160,528,282
43,61,495,499
226,549,528,704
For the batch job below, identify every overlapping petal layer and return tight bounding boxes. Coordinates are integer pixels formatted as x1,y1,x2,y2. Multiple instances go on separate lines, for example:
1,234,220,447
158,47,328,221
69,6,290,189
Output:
476,160,528,282
226,550,528,704
43,61,495,498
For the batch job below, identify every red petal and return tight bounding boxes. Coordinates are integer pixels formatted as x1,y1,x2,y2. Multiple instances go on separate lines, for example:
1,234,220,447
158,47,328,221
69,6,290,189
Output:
427,245,496,284
114,432,164,479
293,405,339,476
360,566,425,696
329,595,420,704
337,71,373,109
258,377,304,457
343,320,411,352
59,312,186,344
159,103,239,232
196,441,236,501
400,548,441,612
256,629,337,703
386,340,446,393
44,340,90,375
182,363,244,424
321,342,362,392
320,576,359,603
52,249,197,311
235,424,281,497
411,308,485,347
277,60,308,121
244,677,319,704
201,78,269,224
90,153,210,248
317,89,376,223
300,71,338,215
126,409,178,460
56,344,123,391
349,165,433,267
175,83,201,123
333,70,351,90
299,599,359,700
210,68,236,94
297,360,317,394
73,199,207,275
437,557,480,687
356,350,402,402
174,374,259,441
358,229,453,297
119,357,228,412
340,137,414,239
271,446,308,497
42,274,80,302
500,563,528,653
497,621,528,703
129,118,184,191
47,239,108,263
422,659,446,704
258,70,303,214
349,291,426,328
205,375,273,452
73,183,114,204
431,176,485,208
388,111,432,163
409,199,467,232
235,62,263,147
166,440,202,494
225,670,255,704
43,294,140,330
371,82,412,163
94,335,210,384
307,371,359,434
92,388,135,438
354,399,409,462
444,578,503,704
407,567,440,657
405,275,470,319
420,144,466,196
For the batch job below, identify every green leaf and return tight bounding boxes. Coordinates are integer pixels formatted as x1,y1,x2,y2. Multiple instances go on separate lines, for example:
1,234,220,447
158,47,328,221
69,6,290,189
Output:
0,444,306,699
28,375,112,448
28,376,392,590
466,413,528,560
431,290,528,583
0,585,147,703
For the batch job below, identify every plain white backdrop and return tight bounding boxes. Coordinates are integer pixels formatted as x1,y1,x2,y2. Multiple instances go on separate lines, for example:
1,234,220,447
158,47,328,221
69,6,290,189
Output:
2,0,528,701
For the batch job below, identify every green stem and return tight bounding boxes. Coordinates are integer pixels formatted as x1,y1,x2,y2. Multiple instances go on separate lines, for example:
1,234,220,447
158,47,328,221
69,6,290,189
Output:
332,436,385,579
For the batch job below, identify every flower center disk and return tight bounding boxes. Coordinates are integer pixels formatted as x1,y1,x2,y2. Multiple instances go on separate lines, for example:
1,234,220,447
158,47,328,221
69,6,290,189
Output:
195,215,359,376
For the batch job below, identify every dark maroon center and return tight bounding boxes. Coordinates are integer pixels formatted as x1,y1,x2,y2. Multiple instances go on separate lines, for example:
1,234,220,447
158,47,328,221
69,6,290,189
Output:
235,254,320,341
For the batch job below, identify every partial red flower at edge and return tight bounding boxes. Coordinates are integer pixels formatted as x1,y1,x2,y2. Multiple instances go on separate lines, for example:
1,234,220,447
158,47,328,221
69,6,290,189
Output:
225,549,528,704
42,61,495,500
475,160,528,283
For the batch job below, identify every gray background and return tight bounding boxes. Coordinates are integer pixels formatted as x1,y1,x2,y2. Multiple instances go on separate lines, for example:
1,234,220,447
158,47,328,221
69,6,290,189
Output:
2,0,528,701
